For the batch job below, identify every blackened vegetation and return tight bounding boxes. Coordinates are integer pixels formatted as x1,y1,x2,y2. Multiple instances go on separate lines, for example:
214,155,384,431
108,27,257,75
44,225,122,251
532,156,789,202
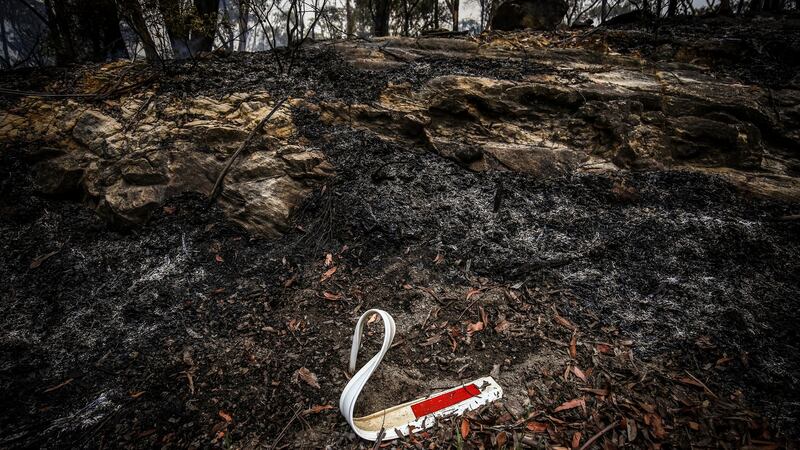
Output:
600,15,800,87
2,101,799,447
0,46,552,107
2,36,800,448
294,111,800,433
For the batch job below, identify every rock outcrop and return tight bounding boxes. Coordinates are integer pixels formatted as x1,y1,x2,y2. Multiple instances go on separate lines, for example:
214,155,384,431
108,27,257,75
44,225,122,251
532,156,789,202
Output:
2,25,799,237
325,35,800,201
0,93,333,236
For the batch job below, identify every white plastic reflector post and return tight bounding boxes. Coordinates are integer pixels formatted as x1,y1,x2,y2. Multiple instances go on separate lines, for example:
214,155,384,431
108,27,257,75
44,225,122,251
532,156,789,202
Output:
339,309,503,442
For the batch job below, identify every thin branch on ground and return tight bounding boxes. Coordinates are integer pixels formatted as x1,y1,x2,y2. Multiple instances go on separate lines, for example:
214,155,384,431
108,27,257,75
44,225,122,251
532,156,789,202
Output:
208,96,289,203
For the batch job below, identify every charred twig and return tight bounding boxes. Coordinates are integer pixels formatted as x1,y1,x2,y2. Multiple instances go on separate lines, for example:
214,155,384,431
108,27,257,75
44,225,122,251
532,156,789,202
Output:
0,71,157,101
208,96,288,203
578,420,618,450
270,406,302,450
371,429,386,450
124,93,155,132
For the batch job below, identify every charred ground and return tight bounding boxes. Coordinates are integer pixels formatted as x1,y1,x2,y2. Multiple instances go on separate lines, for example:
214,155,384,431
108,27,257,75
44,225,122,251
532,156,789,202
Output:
2,18,800,450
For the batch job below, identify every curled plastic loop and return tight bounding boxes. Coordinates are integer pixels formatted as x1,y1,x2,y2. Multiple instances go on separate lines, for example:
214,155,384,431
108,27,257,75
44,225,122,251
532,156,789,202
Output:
339,309,397,441
339,309,503,442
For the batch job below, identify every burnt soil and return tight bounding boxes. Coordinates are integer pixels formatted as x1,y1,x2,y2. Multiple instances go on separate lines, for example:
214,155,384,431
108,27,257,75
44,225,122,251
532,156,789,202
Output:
2,26,800,450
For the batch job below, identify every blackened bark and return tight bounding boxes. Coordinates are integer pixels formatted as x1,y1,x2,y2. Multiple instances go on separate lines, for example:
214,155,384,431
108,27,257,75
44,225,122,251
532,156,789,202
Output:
0,17,9,68
667,0,677,16
193,0,219,52
117,0,160,61
158,0,218,57
346,0,354,37
372,0,391,36
237,0,249,51
448,0,459,30
158,0,189,57
44,0,128,64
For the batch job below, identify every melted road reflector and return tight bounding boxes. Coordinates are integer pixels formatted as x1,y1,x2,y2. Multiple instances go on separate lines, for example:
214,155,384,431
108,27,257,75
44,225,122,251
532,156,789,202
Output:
340,309,503,441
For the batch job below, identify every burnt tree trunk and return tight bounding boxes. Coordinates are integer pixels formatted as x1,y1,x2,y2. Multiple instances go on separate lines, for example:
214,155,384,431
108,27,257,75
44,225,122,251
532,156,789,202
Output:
44,0,128,64
372,0,391,36
159,0,219,57
447,0,459,31
346,0,355,37
237,0,249,51
0,11,10,68
117,0,160,61
192,0,220,52
44,0,74,64
667,0,677,16
158,0,191,57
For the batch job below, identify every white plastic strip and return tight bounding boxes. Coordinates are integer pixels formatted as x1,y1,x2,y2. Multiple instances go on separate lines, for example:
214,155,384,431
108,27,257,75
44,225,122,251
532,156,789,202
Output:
339,309,503,442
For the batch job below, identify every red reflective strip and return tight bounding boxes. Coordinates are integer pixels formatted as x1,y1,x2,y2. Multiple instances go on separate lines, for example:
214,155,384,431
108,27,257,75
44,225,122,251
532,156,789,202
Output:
411,384,481,418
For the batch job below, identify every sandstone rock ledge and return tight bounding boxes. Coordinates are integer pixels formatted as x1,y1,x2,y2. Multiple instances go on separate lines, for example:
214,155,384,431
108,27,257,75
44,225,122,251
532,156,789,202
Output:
0,92,333,236
327,35,800,202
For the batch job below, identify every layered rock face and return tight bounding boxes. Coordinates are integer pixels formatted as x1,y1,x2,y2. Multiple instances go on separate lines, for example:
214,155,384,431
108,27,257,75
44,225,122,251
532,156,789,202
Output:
490,0,569,31
1,28,799,236
328,35,800,201
0,92,333,236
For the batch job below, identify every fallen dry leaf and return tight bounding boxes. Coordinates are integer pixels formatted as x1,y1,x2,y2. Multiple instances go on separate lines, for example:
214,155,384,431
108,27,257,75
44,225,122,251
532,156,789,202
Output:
460,418,470,438
627,418,638,441
639,402,656,413
578,387,608,396
433,253,444,265
569,333,578,358
466,321,484,335
466,288,481,301
422,335,443,346
324,253,333,267
218,410,233,423
553,314,577,331
283,274,297,288
296,367,320,389
322,291,342,301
30,250,59,269
644,413,668,439
554,398,585,413
479,306,489,327
595,343,613,354
496,431,508,447
43,378,73,393
302,404,335,416
676,376,704,388
287,318,303,332
715,355,733,366
526,421,548,433
571,366,587,382
320,266,336,282
129,390,145,399
572,431,582,449
494,319,511,333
